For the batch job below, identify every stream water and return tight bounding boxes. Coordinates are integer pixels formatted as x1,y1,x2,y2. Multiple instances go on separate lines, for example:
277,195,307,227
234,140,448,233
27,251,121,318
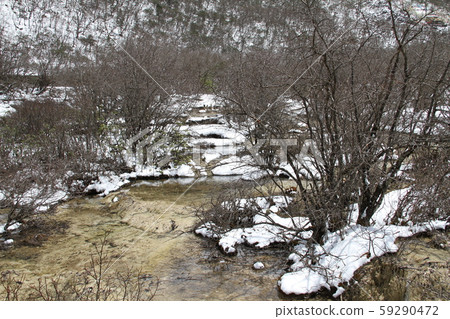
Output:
0,177,294,300
1,177,448,301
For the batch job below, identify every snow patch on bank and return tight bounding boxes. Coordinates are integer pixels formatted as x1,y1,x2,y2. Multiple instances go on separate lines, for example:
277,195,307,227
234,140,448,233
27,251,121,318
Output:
86,164,197,196
86,173,131,196
212,156,261,176
187,124,246,142
0,101,16,117
0,222,21,234
189,94,222,109
279,220,447,297
196,195,311,254
279,188,448,297
216,212,311,254
196,188,448,297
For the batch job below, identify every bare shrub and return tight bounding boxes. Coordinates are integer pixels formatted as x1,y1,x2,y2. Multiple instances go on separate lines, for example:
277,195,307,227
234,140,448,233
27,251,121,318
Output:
396,147,449,224
0,271,25,301
0,98,111,234
214,1,449,245
195,182,267,233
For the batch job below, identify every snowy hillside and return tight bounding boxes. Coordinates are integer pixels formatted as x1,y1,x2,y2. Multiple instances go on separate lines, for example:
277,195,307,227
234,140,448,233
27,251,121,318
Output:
3,0,447,54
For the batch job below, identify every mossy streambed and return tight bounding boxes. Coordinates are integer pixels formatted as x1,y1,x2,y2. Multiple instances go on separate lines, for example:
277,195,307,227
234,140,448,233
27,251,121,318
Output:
0,177,293,300
0,177,447,300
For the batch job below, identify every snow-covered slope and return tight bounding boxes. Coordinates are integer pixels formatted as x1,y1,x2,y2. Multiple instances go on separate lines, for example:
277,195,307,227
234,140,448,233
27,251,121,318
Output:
4,0,446,56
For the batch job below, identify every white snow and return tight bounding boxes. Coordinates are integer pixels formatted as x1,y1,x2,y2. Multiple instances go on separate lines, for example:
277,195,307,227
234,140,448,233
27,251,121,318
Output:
0,222,21,234
196,188,448,297
86,173,130,196
211,156,259,176
199,142,241,163
163,164,196,177
224,195,292,212
193,137,237,147
37,190,69,211
195,222,221,239
215,212,311,254
279,220,447,297
276,157,321,180
3,239,14,245
86,163,197,196
370,188,409,226
278,189,448,297
187,124,246,142
186,115,224,123
280,268,330,295
210,155,267,180
203,153,222,164
2,184,69,213
0,101,15,117
7,222,22,231
242,168,269,181
196,195,311,254
189,94,221,109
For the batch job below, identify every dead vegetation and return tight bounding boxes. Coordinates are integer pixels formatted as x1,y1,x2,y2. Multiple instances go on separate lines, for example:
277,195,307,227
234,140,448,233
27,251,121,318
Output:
0,232,158,301
343,230,449,301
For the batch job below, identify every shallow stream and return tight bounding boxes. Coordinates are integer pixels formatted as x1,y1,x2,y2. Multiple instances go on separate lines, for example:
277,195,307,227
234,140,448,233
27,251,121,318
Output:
0,177,293,300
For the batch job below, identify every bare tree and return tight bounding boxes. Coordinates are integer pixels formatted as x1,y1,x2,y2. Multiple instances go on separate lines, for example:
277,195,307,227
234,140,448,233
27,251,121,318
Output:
216,0,449,244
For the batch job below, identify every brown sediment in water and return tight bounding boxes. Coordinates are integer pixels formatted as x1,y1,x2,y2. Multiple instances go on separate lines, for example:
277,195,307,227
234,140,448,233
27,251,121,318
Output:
0,179,290,300
1,179,447,300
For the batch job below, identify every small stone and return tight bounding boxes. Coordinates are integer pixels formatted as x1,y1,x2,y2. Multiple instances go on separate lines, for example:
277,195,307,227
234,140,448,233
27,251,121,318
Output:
253,261,264,270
